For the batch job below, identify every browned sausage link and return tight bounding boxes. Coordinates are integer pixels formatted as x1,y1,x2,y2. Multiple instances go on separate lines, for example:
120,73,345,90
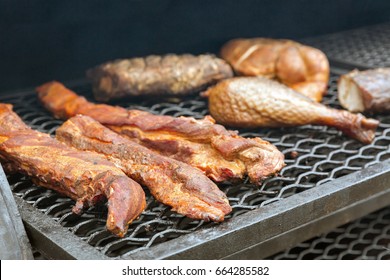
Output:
87,54,234,101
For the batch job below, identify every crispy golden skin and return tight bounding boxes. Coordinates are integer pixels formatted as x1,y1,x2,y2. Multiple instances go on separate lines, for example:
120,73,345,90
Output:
56,115,232,222
204,77,379,144
0,103,145,237
87,54,233,101
220,38,330,102
37,81,285,184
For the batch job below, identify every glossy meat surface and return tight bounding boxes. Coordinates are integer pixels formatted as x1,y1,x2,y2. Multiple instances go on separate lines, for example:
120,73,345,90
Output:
37,81,285,184
204,77,379,144
0,103,145,237
87,54,233,101
338,68,390,113
56,115,232,222
220,38,329,102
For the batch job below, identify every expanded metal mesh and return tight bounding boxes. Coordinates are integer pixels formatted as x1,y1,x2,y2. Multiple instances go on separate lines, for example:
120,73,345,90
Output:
269,206,390,260
302,22,390,68
1,73,390,258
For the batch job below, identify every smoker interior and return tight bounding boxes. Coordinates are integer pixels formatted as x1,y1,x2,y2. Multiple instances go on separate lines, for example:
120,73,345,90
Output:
301,22,390,69
2,22,390,259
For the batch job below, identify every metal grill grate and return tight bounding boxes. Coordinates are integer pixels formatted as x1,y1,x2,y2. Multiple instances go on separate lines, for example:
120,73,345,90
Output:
1,72,390,259
301,22,390,68
269,206,390,260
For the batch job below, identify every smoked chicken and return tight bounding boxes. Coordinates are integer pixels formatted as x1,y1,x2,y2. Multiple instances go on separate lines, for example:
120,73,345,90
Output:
203,77,379,144
0,103,146,237
220,38,330,102
36,81,285,185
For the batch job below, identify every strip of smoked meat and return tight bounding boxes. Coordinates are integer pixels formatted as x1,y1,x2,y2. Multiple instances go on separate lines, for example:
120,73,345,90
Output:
56,114,232,222
37,81,285,184
0,103,145,237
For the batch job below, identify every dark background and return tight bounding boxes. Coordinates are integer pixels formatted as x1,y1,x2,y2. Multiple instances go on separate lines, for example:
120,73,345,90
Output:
1,0,390,93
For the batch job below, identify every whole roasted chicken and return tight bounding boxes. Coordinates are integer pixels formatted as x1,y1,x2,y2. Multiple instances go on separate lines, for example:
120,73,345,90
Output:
220,38,330,102
203,77,379,144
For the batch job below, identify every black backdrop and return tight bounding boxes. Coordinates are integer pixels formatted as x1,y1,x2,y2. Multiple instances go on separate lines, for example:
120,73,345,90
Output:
1,0,390,92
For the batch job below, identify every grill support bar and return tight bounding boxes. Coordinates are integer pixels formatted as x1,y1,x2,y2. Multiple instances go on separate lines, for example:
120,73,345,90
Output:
15,196,109,260
124,160,390,259
0,165,33,259
224,180,390,259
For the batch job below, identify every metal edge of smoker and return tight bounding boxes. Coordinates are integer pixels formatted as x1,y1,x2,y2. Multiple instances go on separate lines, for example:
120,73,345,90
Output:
121,160,390,260
14,196,110,260
0,164,34,260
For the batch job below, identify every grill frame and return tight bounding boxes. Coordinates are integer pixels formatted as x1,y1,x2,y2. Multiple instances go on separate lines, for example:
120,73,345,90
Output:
14,196,109,260
9,156,390,259
269,206,390,260
2,22,390,259
130,160,390,259
2,73,390,260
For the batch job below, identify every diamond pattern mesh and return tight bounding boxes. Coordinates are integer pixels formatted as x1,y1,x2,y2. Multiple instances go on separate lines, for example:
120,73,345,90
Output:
1,73,390,258
269,206,390,260
301,22,390,68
